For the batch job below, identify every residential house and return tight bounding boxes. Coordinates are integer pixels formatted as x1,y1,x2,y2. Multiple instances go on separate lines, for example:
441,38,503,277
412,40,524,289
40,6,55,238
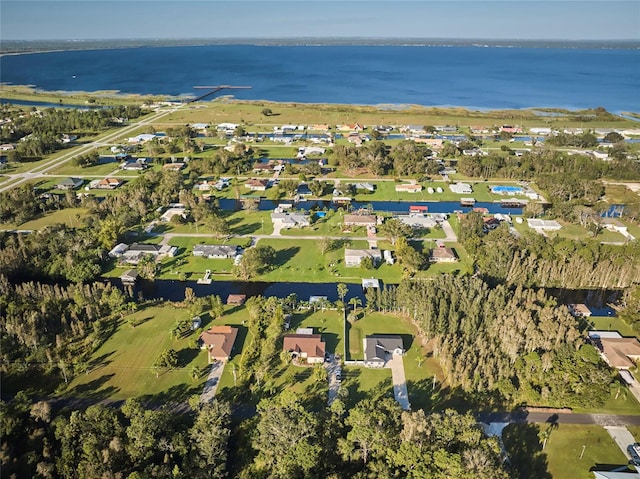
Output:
121,160,147,171
435,125,457,133
252,162,275,173
395,183,423,193
283,332,326,364
338,123,364,132
120,269,139,285
483,217,501,230
413,138,443,149
121,243,177,264
353,182,375,192
344,248,382,267
470,126,491,134
529,127,553,135
396,214,437,229
403,125,426,135
383,250,394,265
191,123,209,132
298,146,326,157
596,217,631,237
589,332,640,370
499,125,523,134
310,124,331,132
226,294,246,305
344,214,377,227
449,183,473,194
271,212,311,229
364,335,405,368
91,177,122,190
297,183,313,197
193,245,238,259
56,177,84,190
245,179,269,191
108,243,129,258
216,123,238,133
163,162,185,171
362,278,380,290
128,133,157,144
160,205,187,222
527,218,562,232
568,304,592,318
429,246,457,263
61,134,78,144
0,144,15,151
200,325,239,363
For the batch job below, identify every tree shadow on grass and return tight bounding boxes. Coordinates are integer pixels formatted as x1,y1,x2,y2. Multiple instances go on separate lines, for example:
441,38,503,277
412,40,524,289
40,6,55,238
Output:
63,374,118,402
86,351,115,373
177,347,200,367
274,247,300,267
502,423,551,479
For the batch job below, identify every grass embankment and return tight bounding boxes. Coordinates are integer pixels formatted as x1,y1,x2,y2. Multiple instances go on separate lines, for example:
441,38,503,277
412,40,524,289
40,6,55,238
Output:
504,423,632,479
0,84,163,107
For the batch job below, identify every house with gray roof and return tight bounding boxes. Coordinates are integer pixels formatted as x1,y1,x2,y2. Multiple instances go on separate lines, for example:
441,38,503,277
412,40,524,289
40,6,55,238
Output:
364,335,405,368
344,248,382,267
193,244,238,259
271,212,311,229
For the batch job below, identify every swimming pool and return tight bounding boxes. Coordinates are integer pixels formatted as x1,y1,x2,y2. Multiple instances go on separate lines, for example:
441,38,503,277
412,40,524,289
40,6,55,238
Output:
491,186,524,194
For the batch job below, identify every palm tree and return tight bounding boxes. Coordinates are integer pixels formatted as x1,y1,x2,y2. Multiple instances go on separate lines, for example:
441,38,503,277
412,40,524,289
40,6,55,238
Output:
349,297,362,315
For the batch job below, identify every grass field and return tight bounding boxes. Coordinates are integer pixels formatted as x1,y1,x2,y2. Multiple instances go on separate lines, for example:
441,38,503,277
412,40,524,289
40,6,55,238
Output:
60,305,211,402
0,207,88,230
503,423,631,479
628,425,640,441
588,316,638,338
49,160,125,176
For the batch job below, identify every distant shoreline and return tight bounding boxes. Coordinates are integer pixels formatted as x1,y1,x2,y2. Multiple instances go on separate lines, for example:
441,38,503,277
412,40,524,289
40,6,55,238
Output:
2,37,639,56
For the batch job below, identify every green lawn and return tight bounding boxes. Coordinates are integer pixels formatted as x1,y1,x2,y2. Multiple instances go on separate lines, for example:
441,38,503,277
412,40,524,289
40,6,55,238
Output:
546,221,629,243
543,425,630,479
503,423,632,479
49,160,125,176
587,316,638,338
60,305,212,402
628,425,640,442
0,207,88,230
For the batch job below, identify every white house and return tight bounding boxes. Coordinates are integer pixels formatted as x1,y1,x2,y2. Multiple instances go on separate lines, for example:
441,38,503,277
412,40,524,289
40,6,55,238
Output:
344,249,382,267
449,183,473,194
527,218,562,231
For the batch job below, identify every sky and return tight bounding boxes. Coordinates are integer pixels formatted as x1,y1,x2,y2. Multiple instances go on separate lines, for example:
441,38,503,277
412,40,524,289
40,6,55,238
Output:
1,0,639,41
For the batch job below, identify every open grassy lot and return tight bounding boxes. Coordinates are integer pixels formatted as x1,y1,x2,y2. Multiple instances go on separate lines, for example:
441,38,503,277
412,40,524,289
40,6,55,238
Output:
60,304,211,402
163,209,275,236
628,425,640,441
0,207,88,230
288,309,345,356
546,221,630,243
49,159,125,176
252,238,407,284
503,423,632,479
587,316,638,338
151,99,639,130
571,383,640,416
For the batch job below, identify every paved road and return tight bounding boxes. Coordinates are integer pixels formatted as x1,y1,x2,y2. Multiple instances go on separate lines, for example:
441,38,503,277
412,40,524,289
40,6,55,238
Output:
477,411,640,427
0,105,183,194
200,361,225,403
325,353,341,406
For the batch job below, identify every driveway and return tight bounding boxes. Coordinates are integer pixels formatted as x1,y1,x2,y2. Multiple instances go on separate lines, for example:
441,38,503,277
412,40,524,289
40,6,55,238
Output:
440,220,458,242
605,426,637,460
200,361,225,403
386,353,410,410
325,353,341,406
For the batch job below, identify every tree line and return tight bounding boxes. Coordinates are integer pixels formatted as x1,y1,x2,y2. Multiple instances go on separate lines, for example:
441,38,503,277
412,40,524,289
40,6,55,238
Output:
1,391,511,479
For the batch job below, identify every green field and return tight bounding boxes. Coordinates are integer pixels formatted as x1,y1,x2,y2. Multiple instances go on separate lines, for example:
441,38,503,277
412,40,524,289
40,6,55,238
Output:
60,305,212,402
0,207,88,230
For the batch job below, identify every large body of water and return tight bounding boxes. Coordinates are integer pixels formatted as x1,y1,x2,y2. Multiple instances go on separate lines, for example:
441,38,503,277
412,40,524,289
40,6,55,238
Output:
2,45,639,112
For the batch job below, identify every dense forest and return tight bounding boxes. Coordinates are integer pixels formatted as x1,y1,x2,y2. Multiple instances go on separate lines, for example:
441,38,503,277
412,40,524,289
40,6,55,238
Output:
365,277,614,408
1,393,510,479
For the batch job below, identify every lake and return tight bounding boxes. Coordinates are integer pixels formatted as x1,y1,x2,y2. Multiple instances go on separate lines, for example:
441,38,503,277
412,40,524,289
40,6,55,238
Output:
2,45,639,112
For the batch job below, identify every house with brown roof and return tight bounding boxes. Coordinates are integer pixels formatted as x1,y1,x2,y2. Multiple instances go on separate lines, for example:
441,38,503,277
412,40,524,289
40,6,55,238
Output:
226,294,246,305
589,332,640,370
395,183,423,193
429,246,457,263
568,304,592,318
163,162,186,171
200,325,239,363
344,214,377,227
245,179,269,191
95,177,123,190
283,332,326,364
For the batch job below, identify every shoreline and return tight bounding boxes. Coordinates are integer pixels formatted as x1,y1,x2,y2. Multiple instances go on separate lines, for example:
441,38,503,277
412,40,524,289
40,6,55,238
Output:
1,84,639,118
